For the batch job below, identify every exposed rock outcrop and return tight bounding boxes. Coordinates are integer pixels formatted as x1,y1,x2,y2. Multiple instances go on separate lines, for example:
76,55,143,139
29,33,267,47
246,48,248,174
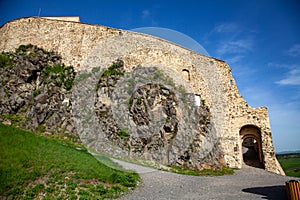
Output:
0,44,78,141
90,60,223,169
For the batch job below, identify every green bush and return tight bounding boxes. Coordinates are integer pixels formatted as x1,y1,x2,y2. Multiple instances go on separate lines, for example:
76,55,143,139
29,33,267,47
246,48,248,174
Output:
16,44,50,56
101,63,124,77
0,53,13,68
33,89,41,97
117,128,130,139
110,172,139,187
43,64,76,91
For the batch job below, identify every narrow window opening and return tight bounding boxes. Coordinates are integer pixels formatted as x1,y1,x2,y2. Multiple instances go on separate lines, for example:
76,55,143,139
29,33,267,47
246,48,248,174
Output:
182,69,190,81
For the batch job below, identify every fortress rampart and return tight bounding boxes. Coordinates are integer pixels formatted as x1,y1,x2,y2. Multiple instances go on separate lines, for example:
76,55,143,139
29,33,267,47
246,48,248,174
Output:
0,17,284,175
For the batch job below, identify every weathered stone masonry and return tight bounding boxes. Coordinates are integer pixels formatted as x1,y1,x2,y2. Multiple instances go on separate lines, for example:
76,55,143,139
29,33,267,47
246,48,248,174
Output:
0,17,284,175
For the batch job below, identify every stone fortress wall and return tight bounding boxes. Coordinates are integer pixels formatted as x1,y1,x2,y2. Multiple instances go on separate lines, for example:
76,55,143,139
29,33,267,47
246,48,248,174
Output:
0,17,284,175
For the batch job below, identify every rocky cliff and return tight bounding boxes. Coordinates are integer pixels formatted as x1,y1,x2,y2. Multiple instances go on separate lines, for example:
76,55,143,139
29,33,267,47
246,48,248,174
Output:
0,44,78,142
72,58,225,170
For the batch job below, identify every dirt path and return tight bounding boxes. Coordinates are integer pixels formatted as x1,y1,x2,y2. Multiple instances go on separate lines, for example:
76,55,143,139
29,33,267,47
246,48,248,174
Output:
113,159,295,200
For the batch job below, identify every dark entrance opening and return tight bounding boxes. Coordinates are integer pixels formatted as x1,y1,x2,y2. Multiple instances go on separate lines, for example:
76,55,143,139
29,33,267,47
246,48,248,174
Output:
242,137,264,168
240,125,264,169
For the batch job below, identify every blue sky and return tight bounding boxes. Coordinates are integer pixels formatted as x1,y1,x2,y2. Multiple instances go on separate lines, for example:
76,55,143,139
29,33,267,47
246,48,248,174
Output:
1,0,299,152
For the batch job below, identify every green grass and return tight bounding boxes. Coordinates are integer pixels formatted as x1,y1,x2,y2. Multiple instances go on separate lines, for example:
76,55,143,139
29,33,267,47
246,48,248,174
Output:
0,124,139,199
168,165,235,176
277,153,300,177
93,154,126,172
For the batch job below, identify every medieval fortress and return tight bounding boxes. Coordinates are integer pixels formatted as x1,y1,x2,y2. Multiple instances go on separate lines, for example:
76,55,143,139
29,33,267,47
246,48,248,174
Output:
0,17,284,175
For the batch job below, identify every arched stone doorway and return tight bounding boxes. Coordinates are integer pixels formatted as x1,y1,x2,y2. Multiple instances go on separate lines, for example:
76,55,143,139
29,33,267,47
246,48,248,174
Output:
240,125,264,169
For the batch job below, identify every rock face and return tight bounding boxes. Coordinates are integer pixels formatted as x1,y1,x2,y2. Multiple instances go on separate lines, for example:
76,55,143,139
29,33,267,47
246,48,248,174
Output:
90,60,222,168
0,44,78,142
0,17,284,175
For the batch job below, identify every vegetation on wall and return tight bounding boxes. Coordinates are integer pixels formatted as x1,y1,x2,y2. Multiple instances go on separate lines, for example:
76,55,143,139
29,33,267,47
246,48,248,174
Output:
93,63,220,172
0,53,13,68
117,128,130,139
0,44,77,135
16,44,51,57
100,63,124,77
43,64,76,91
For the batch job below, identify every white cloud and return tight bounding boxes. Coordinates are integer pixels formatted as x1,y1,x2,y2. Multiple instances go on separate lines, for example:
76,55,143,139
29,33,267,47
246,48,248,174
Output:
276,68,300,86
141,10,150,19
204,22,239,41
206,22,255,63
226,55,244,64
213,23,239,33
287,44,300,57
269,56,300,86
140,9,158,26
217,39,253,56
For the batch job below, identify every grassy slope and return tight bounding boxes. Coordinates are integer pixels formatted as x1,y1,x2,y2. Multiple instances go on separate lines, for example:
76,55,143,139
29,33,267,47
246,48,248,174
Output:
277,153,300,177
0,124,139,199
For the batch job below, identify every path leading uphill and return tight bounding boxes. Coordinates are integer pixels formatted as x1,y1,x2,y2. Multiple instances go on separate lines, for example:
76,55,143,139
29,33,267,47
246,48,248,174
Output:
112,159,296,200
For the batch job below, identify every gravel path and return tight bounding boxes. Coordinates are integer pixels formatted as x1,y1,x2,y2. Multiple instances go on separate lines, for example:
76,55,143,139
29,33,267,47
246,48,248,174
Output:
112,159,297,200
